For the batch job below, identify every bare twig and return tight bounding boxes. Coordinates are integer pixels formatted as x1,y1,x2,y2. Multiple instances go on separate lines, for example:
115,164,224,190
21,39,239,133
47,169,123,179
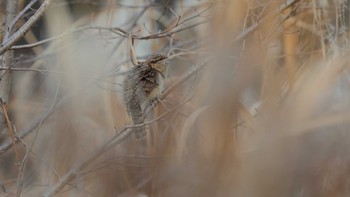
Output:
0,100,20,165
41,60,209,197
9,15,204,50
0,64,137,155
0,67,55,74
41,127,130,197
9,0,40,30
126,95,193,130
0,89,72,155
0,0,19,148
0,0,52,55
0,1,213,52
0,39,207,156
163,59,209,98
234,0,302,42
129,37,139,65
177,5,211,26
13,127,62,181
16,77,62,197
10,25,128,50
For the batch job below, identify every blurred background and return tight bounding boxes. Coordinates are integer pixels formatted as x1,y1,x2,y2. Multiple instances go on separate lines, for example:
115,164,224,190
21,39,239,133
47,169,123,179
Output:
0,0,350,196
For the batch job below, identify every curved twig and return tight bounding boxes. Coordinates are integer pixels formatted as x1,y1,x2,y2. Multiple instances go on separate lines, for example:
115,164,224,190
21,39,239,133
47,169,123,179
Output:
0,0,52,55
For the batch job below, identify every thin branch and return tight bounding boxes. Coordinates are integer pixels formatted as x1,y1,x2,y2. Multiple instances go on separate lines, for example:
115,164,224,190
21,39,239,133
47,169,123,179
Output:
234,0,302,42
16,77,62,197
41,60,209,197
163,59,209,99
0,101,20,165
9,0,40,30
177,5,212,26
0,0,19,151
10,0,296,53
0,41,207,156
126,95,193,130
0,0,52,55
41,127,129,197
9,15,205,50
10,25,127,50
0,65,135,155
0,89,72,155
0,67,55,74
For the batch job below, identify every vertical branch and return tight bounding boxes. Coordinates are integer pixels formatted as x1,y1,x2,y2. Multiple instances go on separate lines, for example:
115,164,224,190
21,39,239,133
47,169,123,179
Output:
0,1,19,139
282,5,299,87
0,100,19,164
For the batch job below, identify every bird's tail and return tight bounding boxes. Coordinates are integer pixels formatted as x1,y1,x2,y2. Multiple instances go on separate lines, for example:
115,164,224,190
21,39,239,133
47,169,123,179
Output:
134,126,147,141
130,103,147,140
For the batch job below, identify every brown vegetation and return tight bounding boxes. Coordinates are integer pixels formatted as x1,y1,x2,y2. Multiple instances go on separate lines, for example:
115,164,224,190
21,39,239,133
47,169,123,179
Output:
1,0,350,196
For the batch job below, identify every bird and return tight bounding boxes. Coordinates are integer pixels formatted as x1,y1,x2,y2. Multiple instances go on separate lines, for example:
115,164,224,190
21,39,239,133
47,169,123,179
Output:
123,54,168,140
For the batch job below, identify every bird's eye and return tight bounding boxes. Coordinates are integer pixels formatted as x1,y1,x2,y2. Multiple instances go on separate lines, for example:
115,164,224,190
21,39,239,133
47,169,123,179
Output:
151,59,162,64
148,54,167,64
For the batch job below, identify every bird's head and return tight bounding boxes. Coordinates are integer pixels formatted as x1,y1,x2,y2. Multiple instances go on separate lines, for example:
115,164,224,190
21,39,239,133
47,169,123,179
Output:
146,54,168,78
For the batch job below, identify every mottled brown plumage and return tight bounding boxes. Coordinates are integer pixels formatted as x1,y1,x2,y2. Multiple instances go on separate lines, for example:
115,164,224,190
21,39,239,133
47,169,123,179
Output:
123,54,168,140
